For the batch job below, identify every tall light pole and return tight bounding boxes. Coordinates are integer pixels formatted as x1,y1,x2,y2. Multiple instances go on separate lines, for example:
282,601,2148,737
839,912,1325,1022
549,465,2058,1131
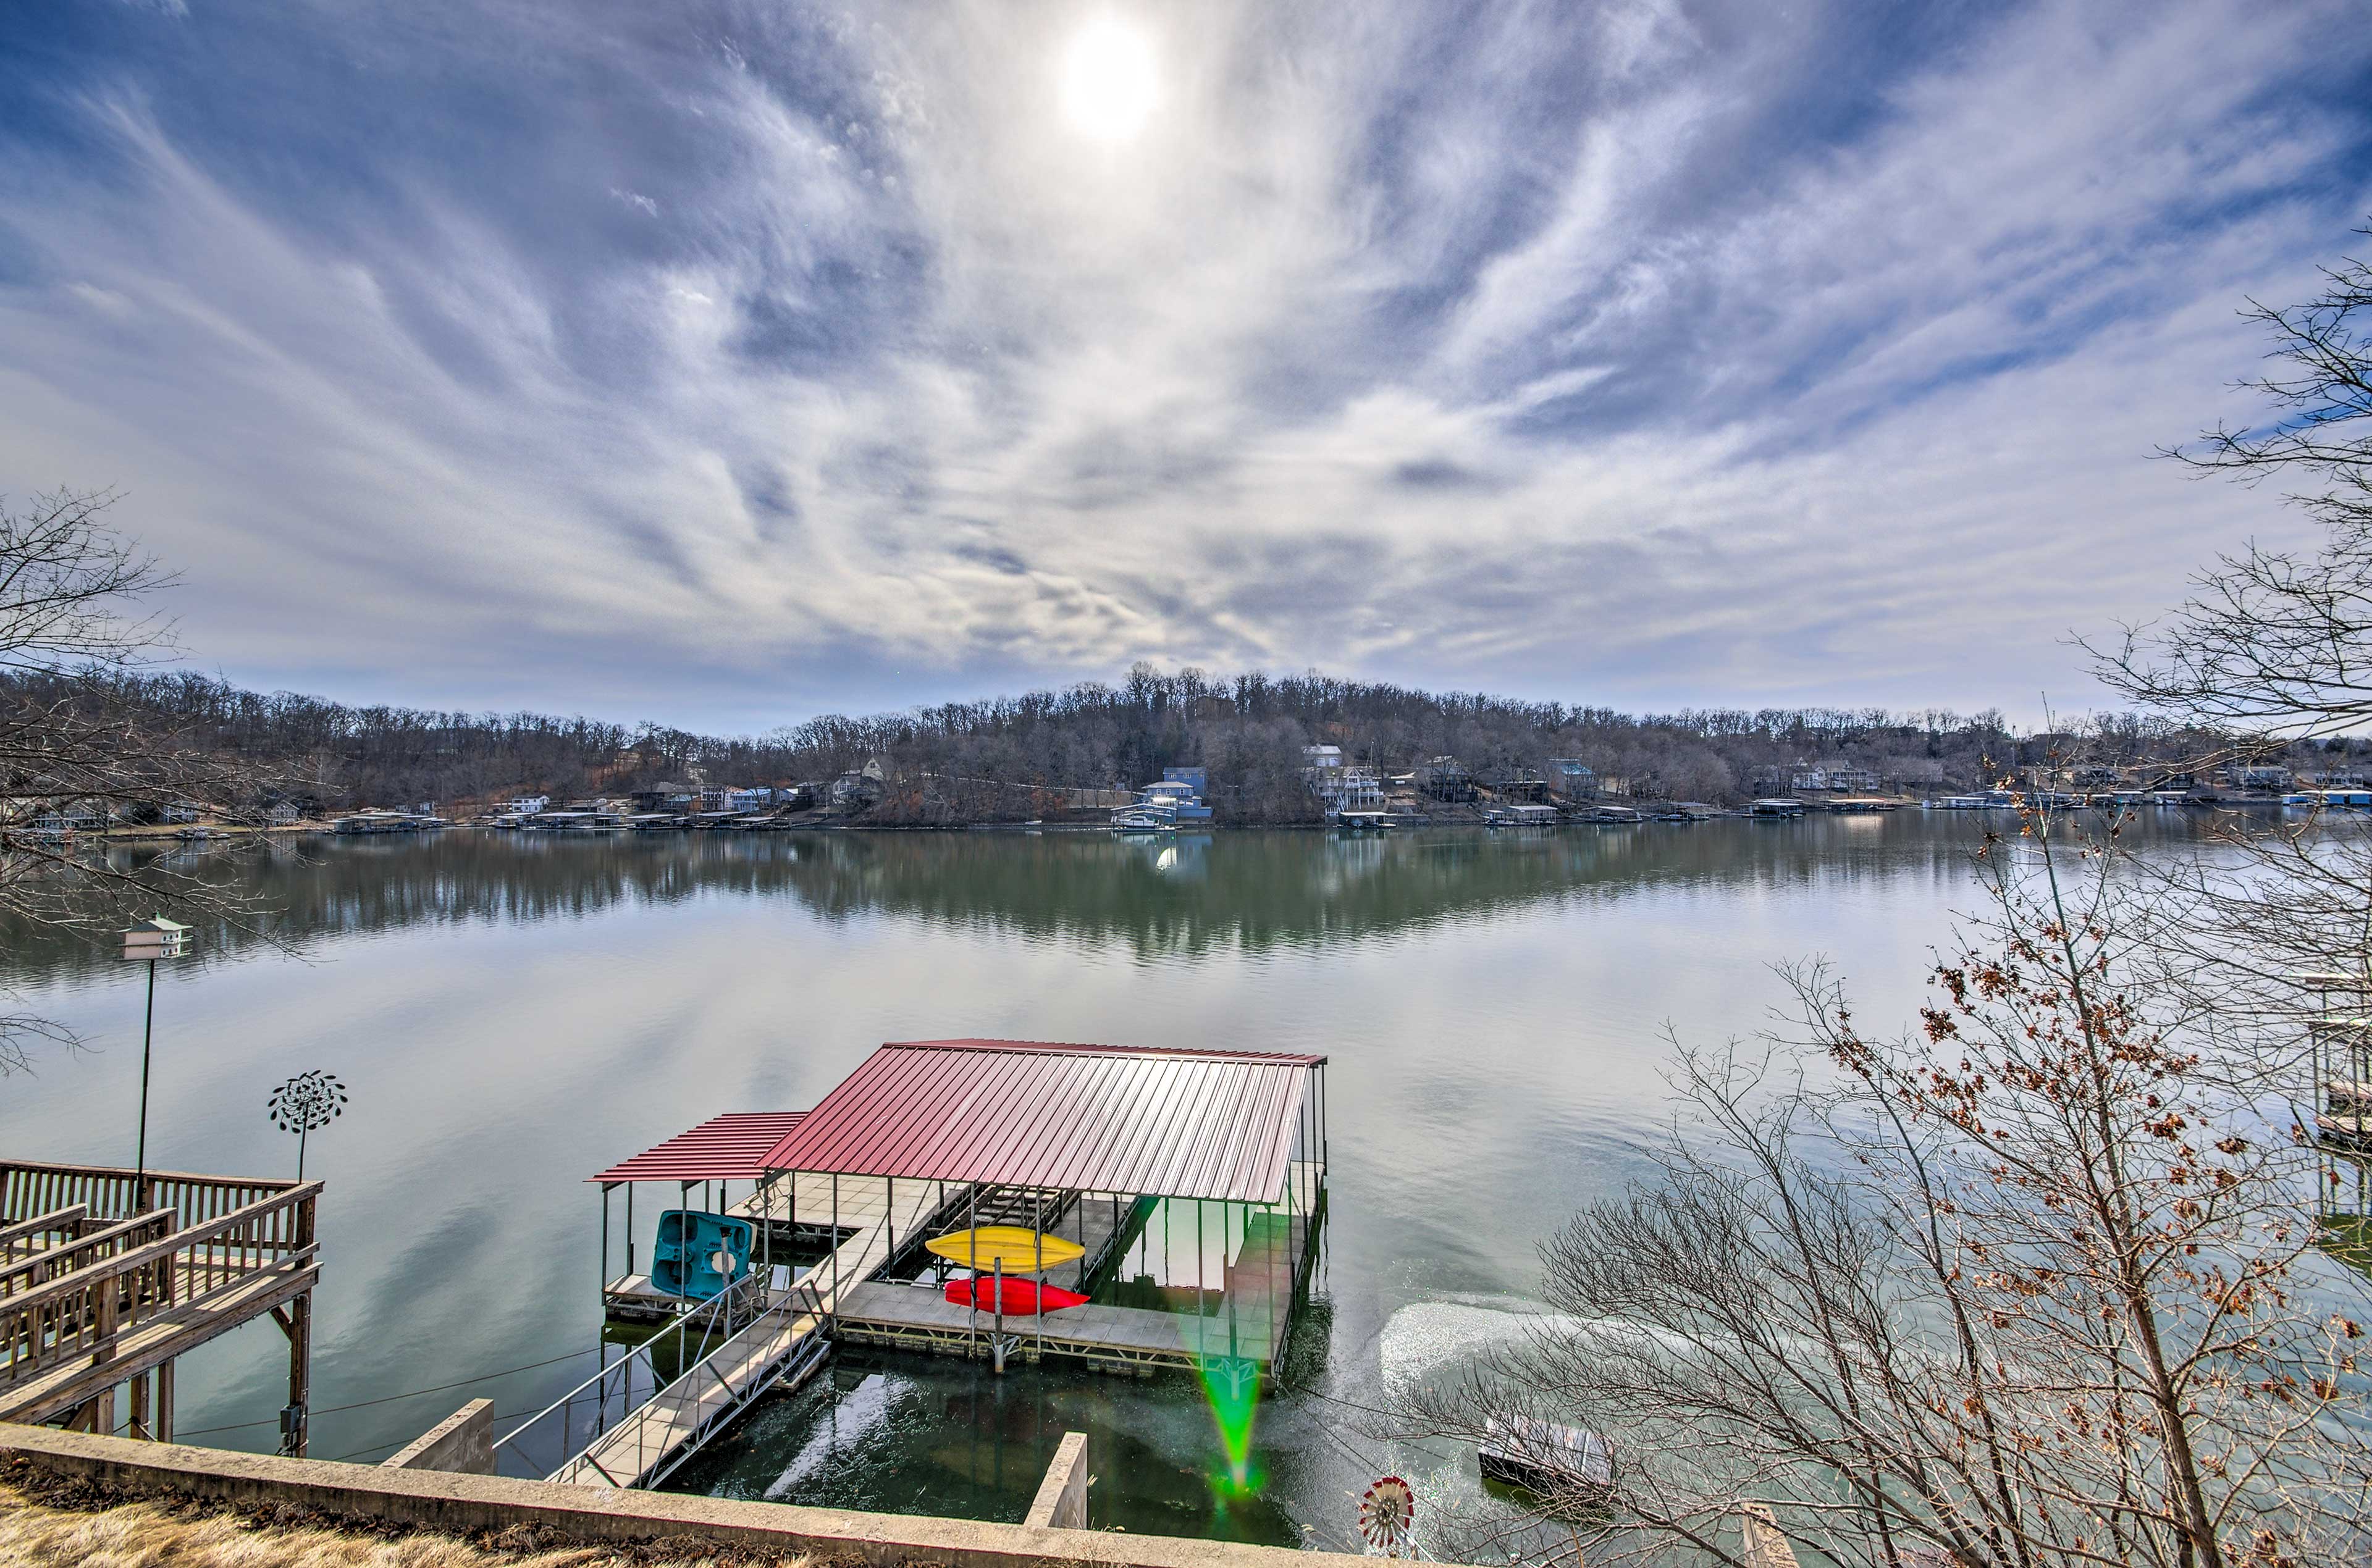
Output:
119,917,191,1203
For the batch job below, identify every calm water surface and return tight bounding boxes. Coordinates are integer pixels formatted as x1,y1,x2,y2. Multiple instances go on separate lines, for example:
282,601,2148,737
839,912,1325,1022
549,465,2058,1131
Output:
0,816,2214,1552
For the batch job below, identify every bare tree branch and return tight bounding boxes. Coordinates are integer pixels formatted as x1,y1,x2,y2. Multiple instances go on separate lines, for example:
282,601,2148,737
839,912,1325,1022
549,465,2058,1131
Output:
1392,810,2371,1567
0,487,297,1074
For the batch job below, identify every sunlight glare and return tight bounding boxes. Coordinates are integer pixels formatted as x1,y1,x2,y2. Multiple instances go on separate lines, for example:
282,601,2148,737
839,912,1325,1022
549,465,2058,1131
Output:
1061,17,1158,142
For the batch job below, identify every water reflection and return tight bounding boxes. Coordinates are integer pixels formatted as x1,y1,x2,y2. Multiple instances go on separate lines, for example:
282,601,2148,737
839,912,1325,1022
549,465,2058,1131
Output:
2,815,2159,984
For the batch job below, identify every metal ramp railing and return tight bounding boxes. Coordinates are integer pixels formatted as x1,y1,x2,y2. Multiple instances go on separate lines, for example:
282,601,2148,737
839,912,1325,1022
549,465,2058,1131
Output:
494,1272,827,1486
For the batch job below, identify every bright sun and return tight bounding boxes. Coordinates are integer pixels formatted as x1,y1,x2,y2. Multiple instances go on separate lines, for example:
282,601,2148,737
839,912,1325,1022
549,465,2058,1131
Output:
1060,18,1158,142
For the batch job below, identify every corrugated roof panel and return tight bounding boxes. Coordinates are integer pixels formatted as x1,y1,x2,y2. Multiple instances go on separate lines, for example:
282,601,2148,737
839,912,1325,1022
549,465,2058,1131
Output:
1070,1055,1150,1194
1093,1058,1171,1196
756,1040,1322,1204
589,1111,807,1184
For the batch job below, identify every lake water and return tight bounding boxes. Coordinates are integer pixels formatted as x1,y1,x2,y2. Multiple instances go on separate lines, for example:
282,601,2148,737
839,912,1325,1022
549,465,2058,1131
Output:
0,815,2215,1553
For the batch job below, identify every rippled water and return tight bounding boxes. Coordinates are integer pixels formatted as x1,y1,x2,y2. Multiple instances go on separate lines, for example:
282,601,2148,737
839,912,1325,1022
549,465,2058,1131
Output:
0,815,2216,1549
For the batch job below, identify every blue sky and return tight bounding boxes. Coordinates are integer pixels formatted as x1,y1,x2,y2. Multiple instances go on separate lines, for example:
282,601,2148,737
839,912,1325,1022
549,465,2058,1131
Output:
2,1,2369,732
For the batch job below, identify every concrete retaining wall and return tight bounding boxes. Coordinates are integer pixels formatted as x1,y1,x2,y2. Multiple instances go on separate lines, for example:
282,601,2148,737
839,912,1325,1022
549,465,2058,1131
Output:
0,1423,1373,1568
1024,1432,1087,1530
381,1399,494,1475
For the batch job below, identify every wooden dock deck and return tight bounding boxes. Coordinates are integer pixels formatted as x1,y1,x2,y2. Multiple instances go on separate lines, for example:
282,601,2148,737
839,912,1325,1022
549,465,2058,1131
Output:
0,1161,321,1449
552,1173,942,1488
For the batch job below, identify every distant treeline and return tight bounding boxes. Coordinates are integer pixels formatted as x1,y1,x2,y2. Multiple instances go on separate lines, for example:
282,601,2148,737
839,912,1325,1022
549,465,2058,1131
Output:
5,664,2271,821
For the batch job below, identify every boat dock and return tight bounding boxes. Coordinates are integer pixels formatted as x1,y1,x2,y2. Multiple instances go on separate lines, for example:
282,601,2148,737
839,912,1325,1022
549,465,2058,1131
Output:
514,1039,1331,1491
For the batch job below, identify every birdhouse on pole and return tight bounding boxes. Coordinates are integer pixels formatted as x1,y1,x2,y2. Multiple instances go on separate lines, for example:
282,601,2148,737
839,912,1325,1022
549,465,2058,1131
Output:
120,917,191,962
119,918,193,1196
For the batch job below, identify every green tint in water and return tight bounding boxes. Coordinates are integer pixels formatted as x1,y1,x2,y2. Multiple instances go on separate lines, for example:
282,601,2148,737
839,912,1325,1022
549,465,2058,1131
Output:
1198,1344,1264,1493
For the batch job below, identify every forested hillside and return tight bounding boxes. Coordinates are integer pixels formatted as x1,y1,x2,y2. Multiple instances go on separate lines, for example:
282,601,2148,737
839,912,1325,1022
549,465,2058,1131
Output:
10,663,2252,821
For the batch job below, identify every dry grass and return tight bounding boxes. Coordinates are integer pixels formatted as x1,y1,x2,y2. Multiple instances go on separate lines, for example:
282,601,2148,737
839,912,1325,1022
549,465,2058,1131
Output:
0,1471,819,1568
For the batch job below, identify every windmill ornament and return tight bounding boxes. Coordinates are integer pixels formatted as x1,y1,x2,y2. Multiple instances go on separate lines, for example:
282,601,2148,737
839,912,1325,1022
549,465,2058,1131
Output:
1358,1475,1416,1556
267,1071,348,1179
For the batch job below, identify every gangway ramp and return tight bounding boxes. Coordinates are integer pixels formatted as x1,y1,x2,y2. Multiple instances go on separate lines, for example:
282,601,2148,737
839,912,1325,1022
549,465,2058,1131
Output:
518,1172,943,1490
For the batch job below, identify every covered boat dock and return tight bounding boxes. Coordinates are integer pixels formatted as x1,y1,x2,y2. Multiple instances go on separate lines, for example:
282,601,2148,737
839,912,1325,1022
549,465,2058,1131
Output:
760,1039,1329,1385
516,1038,1329,1490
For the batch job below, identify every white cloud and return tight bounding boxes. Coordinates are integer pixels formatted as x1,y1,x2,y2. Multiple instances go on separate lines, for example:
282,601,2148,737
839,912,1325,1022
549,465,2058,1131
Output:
0,0,2365,728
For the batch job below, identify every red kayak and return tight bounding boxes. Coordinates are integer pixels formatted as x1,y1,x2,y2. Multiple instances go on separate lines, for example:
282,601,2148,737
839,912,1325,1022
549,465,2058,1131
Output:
944,1277,1090,1314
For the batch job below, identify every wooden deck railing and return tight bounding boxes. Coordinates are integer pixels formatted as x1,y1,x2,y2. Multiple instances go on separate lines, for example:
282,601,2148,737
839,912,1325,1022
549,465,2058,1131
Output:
0,1205,90,1265
0,1178,319,1399
0,1160,300,1231
0,1210,177,1299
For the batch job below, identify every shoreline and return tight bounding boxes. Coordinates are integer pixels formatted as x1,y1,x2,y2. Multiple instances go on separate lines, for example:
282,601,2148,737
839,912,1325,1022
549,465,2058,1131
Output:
80,794,2291,845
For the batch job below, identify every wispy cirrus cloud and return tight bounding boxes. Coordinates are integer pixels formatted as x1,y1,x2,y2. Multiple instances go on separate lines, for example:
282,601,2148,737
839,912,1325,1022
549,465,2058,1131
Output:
0,0,2366,727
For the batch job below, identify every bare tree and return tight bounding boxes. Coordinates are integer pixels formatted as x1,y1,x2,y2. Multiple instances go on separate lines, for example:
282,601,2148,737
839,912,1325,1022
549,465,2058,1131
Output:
0,487,286,1072
2093,224,2372,741
1394,808,2370,1568
2080,223,2372,1073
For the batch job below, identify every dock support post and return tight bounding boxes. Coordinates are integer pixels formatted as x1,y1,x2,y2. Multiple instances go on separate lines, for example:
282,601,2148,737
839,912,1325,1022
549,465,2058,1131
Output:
1319,1063,1327,1176
279,1189,314,1457
280,1290,311,1456
1227,1201,1239,1359
597,1183,613,1411
129,1365,150,1440
154,1357,174,1442
993,1255,1005,1373
1195,1199,1206,1362
626,1184,634,1279
1303,1071,1314,1211
830,1174,840,1317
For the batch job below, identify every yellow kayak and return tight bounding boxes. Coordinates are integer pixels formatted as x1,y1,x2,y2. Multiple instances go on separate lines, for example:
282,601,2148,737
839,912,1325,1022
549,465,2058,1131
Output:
923,1225,1086,1272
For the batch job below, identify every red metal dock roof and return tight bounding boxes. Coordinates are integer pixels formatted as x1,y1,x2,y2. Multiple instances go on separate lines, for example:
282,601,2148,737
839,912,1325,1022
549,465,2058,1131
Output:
757,1040,1323,1205
589,1112,808,1184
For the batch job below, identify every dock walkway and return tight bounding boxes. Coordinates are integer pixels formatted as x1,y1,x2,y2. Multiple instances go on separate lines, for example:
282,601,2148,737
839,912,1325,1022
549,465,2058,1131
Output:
551,1173,940,1488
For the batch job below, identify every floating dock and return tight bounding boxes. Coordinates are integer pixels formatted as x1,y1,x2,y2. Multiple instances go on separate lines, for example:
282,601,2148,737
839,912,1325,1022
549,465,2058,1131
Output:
515,1039,1330,1490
